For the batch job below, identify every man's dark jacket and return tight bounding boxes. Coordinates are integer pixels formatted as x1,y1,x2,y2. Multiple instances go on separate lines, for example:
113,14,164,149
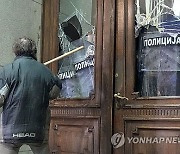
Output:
0,56,61,143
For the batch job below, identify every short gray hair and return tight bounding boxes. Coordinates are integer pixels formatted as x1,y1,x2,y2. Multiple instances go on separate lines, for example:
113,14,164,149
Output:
12,37,37,58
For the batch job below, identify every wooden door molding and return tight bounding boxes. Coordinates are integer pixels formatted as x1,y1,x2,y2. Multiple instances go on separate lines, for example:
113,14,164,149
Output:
42,0,105,107
125,119,180,154
41,0,59,73
49,118,100,154
125,0,136,100
113,0,126,153
100,0,115,153
124,0,180,106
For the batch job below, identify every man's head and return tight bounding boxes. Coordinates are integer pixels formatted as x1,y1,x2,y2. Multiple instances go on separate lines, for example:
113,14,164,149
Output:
12,37,37,59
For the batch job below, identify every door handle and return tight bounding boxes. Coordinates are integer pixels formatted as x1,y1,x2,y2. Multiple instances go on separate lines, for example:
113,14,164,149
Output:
114,93,129,100
114,93,129,109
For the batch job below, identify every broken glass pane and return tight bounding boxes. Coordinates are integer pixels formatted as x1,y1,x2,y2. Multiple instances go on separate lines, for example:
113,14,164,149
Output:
58,0,96,99
135,0,180,97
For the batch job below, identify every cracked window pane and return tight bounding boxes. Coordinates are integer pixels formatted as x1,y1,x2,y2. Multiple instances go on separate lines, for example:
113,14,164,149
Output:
135,0,180,97
58,0,96,99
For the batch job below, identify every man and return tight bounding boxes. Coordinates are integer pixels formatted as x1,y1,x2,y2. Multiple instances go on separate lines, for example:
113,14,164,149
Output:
0,37,62,154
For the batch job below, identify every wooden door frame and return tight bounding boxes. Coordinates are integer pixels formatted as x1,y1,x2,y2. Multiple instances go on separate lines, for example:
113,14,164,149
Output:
41,0,115,153
100,0,115,153
41,0,59,73
42,0,103,107
125,0,180,107
113,0,126,153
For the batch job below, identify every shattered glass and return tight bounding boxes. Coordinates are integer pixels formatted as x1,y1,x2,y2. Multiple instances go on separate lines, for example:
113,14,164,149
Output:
135,0,180,97
58,0,96,98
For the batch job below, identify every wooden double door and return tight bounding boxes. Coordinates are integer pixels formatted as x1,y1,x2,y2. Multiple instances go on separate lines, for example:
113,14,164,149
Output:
42,0,180,153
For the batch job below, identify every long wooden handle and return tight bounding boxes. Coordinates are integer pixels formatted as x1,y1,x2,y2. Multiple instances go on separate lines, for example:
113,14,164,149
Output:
44,46,84,65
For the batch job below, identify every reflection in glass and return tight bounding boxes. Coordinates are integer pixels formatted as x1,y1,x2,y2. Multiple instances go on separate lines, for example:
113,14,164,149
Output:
58,0,96,99
135,0,180,97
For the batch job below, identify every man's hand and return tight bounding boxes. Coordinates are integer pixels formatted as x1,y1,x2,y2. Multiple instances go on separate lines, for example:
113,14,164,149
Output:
54,75,62,89
49,85,60,100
